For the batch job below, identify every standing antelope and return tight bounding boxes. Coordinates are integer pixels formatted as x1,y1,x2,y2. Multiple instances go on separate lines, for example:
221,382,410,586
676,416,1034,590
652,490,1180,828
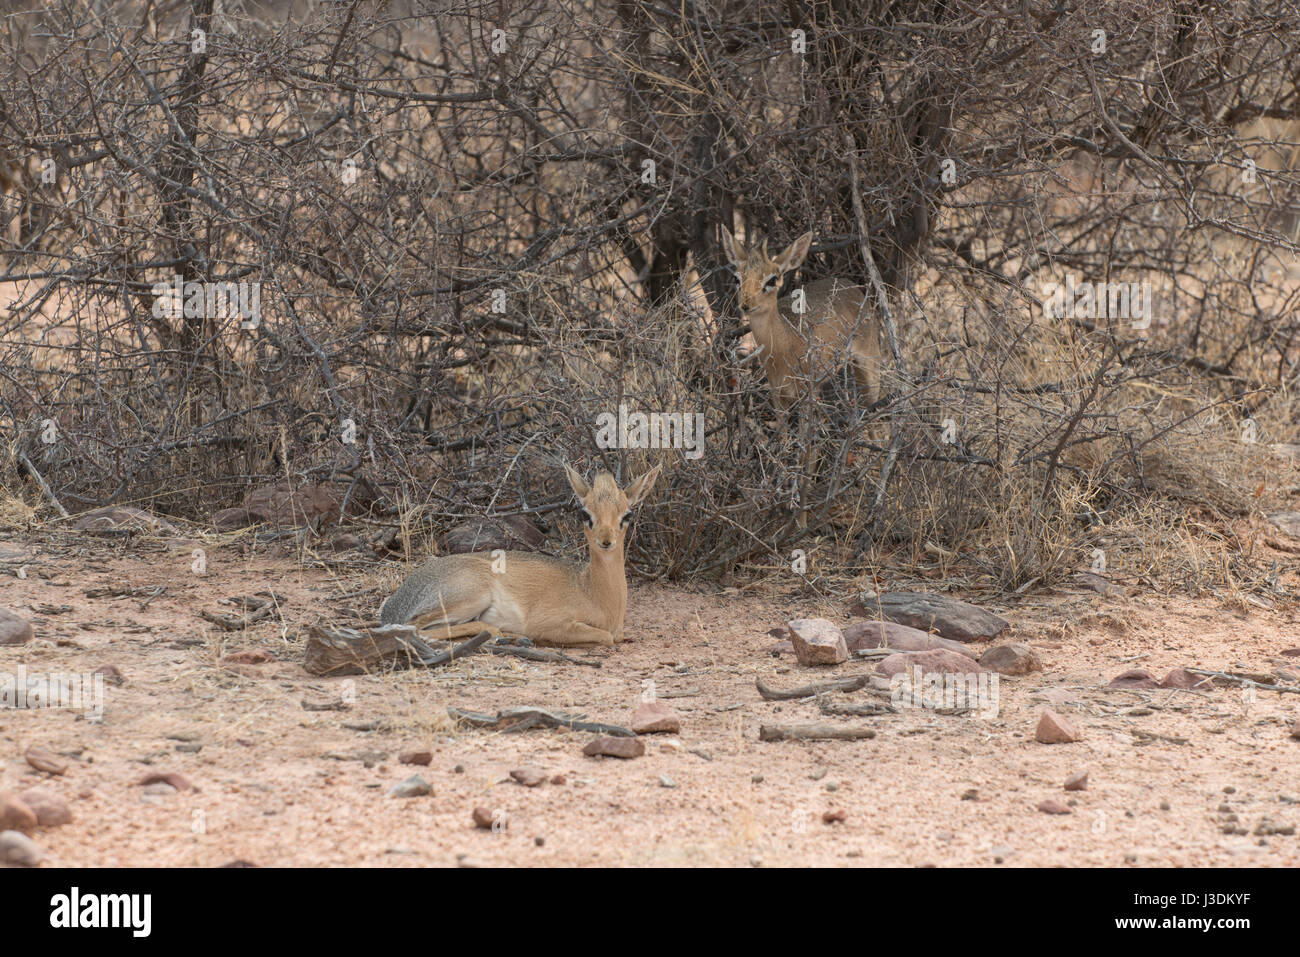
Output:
720,227,883,410
379,462,661,646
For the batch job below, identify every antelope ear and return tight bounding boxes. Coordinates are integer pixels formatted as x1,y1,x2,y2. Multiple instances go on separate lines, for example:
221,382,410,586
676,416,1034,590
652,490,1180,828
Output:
777,231,813,272
563,462,590,499
623,464,661,508
720,227,740,267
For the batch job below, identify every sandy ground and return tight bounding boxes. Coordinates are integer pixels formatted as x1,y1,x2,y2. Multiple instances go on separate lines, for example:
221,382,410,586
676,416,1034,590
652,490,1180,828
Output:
1,528,1298,868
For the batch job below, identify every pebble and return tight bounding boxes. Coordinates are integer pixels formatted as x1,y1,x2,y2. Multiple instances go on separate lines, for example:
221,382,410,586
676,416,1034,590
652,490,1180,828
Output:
659,775,676,789
630,700,681,734
1035,710,1082,744
387,775,431,798
1064,770,1089,791
24,747,68,776
1037,799,1072,815
0,830,41,866
0,793,38,834
583,736,645,759
400,750,433,766
509,767,547,787
17,789,72,827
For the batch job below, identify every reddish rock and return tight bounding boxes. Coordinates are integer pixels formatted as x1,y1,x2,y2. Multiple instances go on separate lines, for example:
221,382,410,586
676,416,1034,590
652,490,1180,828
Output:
787,618,849,666
1037,799,1072,815
210,507,255,530
245,482,342,529
582,736,645,759
1281,648,1300,658
1064,770,1089,792
875,649,983,677
1036,710,1082,744
1158,668,1204,690
630,700,681,734
0,793,38,835
843,620,969,654
550,775,566,786
510,767,547,787
331,533,362,552
441,516,544,555
399,750,432,766
24,747,68,776
137,772,196,792
979,643,1043,676
472,806,503,829
0,608,33,646
822,809,847,824
17,788,71,827
1108,669,1158,689
1289,719,1300,741
852,591,1009,642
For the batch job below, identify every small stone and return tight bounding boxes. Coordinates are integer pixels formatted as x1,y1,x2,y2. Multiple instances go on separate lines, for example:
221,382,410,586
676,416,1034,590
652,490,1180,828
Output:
17,789,72,827
472,807,502,830
659,775,676,789
0,830,42,866
1224,786,1236,794
137,772,195,792
1035,710,1082,744
1037,799,1072,815
961,789,979,801
399,750,433,766
583,736,645,759
1288,719,1300,741
630,699,681,734
92,664,125,686
787,618,849,666
387,775,431,798
876,649,983,677
175,743,202,754
0,608,34,646
1159,668,1204,689
386,846,415,855
822,809,847,824
24,747,68,776
1159,800,1171,811
534,836,545,847
221,650,275,665
1108,669,1158,690
0,793,38,834
142,782,178,797
978,643,1043,675
550,774,566,786
1064,770,1089,791
509,767,546,787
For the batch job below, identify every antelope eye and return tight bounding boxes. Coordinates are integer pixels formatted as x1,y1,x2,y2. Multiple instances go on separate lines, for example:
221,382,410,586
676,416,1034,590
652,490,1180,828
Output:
581,510,594,529
762,275,779,292
619,513,630,528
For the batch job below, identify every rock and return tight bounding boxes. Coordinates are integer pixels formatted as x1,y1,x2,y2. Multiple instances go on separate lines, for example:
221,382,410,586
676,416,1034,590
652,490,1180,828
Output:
851,591,1009,643
141,783,178,797
979,643,1042,675
1064,770,1089,791
1036,710,1082,744
822,809,847,824
1158,668,1204,690
1074,571,1127,597
843,620,972,655
137,772,196,792
24,747,68,776
786,618,849,666
387,775,431,798
399,750,433,766
244,482,342,529
331,533,362,552
220,650,275,665
550,775,566,785
73,506,176,535
0,830,42,866
472,806,502,829
766,640,795,655
630,700,681,734
509,767,547,787
0,608,33,646
210,507,255,530
875,649,985,677
583,736,645,759
1281,648,1300,658
1108,669,1158,689
17,788,71,827
440,516,544,555
1269,511,1300,537
0,793,38,834
659,775,676,788
92,664,125,686
1289,719,1300,741
1037,799,1072,815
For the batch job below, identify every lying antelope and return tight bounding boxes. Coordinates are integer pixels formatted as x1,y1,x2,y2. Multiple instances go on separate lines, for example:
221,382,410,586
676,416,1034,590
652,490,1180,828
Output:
720,227,883,410
379,462,661,646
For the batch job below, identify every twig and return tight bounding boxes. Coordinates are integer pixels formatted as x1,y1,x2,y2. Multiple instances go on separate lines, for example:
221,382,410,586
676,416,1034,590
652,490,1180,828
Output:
759,722,878,742
446,706,633,736
16,451,70,518
756,675,871,701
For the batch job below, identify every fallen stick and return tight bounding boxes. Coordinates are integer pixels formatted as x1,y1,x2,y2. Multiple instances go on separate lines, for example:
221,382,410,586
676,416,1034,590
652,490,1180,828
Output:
1185,667,1300,695
759,723,878,742
17,451,70,518
201,604,274,631
303,623,490,676
756,675,870,701
447,706,634,737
